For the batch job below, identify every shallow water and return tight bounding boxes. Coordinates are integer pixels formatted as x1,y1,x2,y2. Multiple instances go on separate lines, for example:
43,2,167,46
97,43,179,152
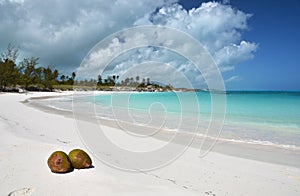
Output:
33,91,300,149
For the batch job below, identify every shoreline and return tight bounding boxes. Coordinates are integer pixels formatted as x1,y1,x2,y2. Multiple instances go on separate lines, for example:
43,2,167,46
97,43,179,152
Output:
1,92,300,195
25,92,300,168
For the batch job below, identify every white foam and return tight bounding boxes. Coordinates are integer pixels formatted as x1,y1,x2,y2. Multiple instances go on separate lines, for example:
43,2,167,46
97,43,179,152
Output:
46,104,72,112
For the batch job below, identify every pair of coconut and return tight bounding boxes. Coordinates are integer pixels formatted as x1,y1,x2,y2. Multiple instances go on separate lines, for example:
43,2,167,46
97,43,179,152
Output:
47,149,92,173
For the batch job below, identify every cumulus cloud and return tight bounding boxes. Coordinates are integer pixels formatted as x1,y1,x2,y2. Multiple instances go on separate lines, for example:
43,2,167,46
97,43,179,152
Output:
0,0,176,72
77,25,224,89
135,2,257,67
0,0,257,88
78,2,257,88
214,41,258,69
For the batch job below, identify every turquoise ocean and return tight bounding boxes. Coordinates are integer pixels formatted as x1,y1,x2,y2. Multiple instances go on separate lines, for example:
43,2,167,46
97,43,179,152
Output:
40,91,300,149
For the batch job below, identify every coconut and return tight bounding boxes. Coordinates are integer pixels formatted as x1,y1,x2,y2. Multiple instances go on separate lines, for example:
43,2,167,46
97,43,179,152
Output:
68,149,92,169
47,151,73,173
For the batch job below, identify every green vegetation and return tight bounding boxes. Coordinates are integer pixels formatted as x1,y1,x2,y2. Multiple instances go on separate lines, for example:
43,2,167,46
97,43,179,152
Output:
94,74,173,92
0,45,76,92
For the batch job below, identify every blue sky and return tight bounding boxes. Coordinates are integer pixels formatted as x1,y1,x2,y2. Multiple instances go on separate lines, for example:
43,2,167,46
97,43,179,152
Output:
180,0,300,90
232,0,300,90
0,0,299,90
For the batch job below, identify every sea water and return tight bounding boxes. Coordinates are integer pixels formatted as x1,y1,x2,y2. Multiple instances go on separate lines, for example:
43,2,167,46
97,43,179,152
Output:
37,91,300,149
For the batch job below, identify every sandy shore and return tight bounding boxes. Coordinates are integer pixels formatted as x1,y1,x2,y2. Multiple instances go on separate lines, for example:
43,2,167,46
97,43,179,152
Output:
1,92,300,195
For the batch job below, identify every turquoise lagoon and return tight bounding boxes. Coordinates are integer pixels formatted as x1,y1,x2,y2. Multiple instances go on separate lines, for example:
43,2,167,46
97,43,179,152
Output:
43,91,300,149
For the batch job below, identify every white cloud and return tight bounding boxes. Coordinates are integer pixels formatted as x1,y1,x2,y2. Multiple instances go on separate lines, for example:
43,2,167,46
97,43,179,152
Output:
214,41,258,67
135,2,258,68
0,0,177,72
78,2,257,88
77,26,222,89
225,75,240,83
1,0,257,88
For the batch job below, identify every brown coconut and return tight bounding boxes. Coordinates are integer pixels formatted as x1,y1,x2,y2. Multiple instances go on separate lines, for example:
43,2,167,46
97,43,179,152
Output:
47,151,73,173
68,149,92,169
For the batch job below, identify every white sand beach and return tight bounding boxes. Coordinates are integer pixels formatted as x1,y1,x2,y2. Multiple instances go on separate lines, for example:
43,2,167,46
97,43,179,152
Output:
1,92,300,196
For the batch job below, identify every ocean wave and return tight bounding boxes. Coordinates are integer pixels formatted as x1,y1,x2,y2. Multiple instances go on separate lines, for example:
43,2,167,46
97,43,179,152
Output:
46,104,72,112
95,115,300,151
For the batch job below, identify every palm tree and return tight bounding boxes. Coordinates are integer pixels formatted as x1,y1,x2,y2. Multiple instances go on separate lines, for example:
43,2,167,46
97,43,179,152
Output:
97,75,102,86
60,75,66,83
130,77,134,85
125,78,130,86
146,78,150,85
71,72,76,80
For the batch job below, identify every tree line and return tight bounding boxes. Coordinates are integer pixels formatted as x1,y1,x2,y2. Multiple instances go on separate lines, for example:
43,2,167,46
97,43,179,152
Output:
76,74,171,91
0,45,76,92
96,75,150,87
94,74,173,91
